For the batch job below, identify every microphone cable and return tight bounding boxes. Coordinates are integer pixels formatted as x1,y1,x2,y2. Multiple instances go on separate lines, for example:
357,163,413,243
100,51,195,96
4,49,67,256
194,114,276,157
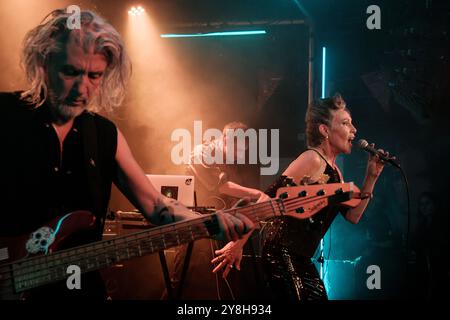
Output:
397,165,411,276
358,139,411,290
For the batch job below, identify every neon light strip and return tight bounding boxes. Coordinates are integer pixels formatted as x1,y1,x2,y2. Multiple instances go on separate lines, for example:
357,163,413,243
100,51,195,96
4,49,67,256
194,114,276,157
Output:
160,30,266,38
320,46,327,281
321,46,326,98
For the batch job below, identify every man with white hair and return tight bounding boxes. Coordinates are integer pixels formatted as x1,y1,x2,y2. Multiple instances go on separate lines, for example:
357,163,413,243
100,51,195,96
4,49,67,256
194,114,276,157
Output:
0,8,253,299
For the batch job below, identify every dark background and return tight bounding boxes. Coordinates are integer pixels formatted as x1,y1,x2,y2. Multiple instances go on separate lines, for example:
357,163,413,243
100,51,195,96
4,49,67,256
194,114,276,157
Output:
0,0,448,299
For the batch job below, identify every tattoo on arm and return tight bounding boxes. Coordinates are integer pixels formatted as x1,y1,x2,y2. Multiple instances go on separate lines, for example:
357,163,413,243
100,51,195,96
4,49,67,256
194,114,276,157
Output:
153,197,199,225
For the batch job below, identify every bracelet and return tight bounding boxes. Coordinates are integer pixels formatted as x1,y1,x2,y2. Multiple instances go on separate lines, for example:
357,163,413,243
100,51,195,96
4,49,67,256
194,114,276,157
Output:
361,192,373,200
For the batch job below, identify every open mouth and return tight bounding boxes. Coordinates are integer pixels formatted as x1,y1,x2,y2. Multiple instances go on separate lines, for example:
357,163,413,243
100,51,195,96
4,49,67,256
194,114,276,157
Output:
348,137,354,146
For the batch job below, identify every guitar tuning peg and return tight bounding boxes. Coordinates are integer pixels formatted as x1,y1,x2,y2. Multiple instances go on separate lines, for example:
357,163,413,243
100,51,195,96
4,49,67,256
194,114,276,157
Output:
279,192,289,199
295,207,305,214
298,190,307,197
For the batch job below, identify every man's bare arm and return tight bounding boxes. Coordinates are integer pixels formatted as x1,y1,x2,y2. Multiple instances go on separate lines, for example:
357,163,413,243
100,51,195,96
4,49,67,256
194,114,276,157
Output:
114,129,254,240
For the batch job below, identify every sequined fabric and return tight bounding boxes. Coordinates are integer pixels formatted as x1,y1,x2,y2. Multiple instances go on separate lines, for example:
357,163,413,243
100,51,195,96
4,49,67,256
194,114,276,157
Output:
262,243,327,300
261,149,344,300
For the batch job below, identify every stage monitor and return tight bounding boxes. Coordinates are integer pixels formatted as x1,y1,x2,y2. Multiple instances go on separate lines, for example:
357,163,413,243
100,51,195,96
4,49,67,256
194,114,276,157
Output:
146,174,195,207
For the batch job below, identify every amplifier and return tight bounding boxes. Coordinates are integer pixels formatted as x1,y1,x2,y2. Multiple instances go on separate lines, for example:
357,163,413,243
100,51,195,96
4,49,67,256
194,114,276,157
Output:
100,208,217,299
101,208,267,299
102,207,216,239
103,210,153,239
101,211,166,299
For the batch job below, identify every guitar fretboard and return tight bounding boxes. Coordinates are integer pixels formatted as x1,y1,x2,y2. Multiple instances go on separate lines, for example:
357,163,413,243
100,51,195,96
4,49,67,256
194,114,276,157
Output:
9,214,219,293
1,183,355,296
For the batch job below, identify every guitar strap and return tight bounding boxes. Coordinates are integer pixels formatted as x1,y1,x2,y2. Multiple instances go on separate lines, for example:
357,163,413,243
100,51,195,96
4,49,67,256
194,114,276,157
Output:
80,113,104,233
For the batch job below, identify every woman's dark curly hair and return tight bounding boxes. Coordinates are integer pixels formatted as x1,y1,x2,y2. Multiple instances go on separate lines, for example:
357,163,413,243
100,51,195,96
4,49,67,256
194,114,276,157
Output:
305,93,350,147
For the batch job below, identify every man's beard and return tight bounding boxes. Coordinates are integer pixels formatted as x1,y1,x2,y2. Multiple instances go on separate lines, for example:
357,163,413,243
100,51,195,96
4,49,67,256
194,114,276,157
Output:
54,103,83,121
47,91,87,123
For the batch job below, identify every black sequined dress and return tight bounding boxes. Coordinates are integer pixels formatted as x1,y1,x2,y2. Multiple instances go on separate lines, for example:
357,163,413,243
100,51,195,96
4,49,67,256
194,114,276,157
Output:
262,149,348,300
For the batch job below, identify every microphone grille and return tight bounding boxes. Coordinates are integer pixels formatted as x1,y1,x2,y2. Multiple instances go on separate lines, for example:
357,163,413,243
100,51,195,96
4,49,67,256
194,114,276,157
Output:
357,139,369,149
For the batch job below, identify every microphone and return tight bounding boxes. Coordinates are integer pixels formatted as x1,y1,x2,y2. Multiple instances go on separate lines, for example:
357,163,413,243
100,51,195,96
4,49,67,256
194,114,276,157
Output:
357,139,400,168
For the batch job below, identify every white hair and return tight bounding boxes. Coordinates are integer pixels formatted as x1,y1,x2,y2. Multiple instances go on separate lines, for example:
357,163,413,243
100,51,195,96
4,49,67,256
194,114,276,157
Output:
20,8,132,113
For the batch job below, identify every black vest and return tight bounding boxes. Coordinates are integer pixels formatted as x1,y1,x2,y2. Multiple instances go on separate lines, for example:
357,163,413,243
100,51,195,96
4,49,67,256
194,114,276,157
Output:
0,92,117,242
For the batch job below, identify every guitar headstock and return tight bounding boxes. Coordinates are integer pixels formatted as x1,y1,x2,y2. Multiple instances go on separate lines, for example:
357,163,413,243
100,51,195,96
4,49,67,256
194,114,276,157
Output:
275,182,361,219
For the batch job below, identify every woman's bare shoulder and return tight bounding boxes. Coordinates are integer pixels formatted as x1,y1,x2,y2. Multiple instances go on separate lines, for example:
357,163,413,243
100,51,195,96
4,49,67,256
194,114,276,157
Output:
283,150,323,179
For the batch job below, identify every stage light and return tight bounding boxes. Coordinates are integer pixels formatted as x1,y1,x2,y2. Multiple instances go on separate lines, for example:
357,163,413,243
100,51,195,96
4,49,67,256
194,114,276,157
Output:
160,30,266,38
128,6,145,16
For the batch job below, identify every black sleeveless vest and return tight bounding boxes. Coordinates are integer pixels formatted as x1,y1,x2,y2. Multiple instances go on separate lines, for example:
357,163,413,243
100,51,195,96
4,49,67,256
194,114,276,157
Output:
0,92,117,242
